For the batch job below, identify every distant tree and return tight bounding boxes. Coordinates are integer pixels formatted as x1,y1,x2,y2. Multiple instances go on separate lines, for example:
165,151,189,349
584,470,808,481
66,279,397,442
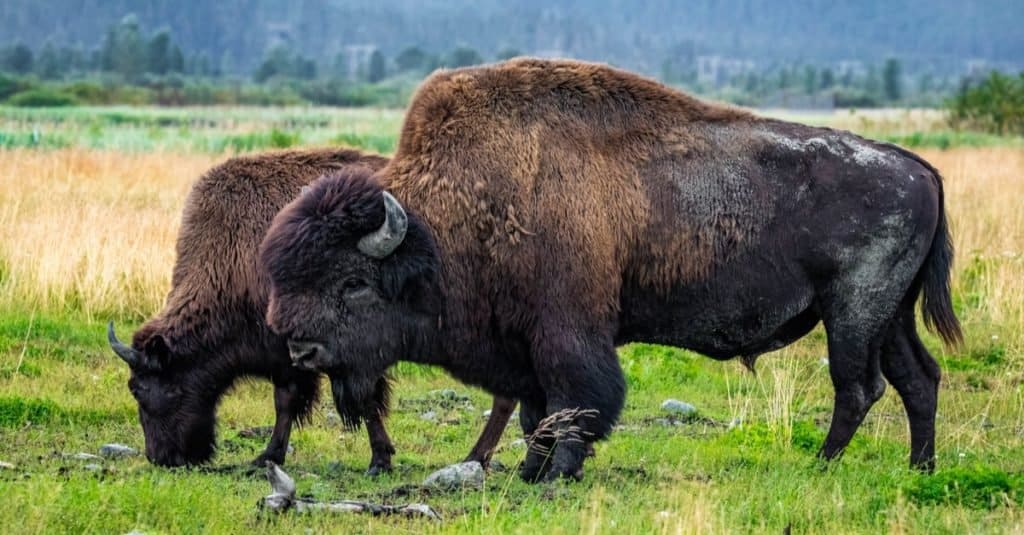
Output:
394,46,429,72
367,49,386,82
864,65,882,99
1,43,34,74
100,15,147,79
947,71,1024,135
254,45,315,81
883,58,902,101
167,45,185,73
802,65,817,94
35,41,63,79
495,47,522,61
147,29,172,74
446,46,483,68
819,67,835,89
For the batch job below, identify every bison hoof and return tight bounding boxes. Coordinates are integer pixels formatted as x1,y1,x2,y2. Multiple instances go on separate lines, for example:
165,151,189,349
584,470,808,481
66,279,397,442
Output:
251,452,286,468
365,463,392,477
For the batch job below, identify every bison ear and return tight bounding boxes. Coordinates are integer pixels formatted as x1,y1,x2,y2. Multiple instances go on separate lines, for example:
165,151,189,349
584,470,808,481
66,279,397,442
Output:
143,334,172,368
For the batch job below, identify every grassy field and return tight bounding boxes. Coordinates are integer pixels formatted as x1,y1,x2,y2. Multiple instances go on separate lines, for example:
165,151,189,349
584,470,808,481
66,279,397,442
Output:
1,106,1023,534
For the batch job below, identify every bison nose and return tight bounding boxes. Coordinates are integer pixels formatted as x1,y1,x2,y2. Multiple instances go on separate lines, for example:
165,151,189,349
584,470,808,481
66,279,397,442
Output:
287,340,325,370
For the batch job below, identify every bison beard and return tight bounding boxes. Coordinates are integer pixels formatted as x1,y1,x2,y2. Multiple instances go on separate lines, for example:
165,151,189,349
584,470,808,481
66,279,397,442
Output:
261,58,961,482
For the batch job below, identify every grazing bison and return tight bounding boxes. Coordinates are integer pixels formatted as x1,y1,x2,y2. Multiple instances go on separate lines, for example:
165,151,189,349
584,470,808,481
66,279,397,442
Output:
260,59,961,482
107,148,515,470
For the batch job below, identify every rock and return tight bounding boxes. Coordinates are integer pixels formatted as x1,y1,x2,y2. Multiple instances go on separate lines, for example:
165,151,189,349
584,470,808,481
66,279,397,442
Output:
100,443,138,458
71,452,102,461
820,357,829,366
83,463,104,472
661,399,697,416
482,409,492,418
420,410,437,421
287,444,294,454
0,461,15,469
422,461,485,490
728,418,743,430
510,438,527,449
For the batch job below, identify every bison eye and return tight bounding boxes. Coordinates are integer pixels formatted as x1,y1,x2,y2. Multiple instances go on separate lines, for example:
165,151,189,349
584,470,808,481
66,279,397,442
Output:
342,278,367,291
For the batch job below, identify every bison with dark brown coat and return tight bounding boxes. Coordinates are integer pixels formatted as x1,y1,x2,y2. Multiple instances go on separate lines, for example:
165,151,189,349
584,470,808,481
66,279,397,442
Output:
260,59,962,482
108,148,515,471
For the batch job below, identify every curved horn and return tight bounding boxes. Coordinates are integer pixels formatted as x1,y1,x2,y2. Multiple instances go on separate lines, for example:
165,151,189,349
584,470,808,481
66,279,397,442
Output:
357,191,408,259
107,322,140,367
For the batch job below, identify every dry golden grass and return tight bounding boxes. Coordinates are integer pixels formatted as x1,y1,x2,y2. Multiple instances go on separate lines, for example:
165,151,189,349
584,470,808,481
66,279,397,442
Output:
0,146,1021,348
0,149,218,319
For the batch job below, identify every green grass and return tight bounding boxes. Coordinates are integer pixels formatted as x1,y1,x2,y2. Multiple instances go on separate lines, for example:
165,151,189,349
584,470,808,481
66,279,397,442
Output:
0,106,403,154
1,311,1022,533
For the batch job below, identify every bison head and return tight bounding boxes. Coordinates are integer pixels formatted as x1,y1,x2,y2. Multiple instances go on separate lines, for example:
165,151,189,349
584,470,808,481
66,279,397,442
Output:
260,170,441,427
107,323,216,467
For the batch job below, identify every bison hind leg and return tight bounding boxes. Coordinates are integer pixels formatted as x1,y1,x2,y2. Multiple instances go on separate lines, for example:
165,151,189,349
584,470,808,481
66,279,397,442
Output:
880,306,940,471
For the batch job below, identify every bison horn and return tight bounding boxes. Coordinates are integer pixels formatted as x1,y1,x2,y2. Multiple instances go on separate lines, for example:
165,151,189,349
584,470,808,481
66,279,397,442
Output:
357,191,407,259
107,322,141,367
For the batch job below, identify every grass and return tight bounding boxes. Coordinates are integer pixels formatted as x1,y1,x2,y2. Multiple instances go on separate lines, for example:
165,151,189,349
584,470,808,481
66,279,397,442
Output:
0,106,1023,533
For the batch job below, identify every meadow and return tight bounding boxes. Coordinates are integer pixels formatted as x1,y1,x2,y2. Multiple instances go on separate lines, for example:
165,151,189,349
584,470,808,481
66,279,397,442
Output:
0,105,1022,534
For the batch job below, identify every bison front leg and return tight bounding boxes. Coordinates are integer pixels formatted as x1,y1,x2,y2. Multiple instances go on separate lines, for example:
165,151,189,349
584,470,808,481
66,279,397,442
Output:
363,376,396,476
529,328,625,483
464,396,517,465
254,370,320,466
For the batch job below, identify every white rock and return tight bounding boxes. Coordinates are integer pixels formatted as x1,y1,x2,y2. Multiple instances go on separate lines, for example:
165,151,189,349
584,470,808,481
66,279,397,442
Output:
0,460,15,469
661,399,697,416
420,410,437,421
422,461,484,490
83,463,104,471
510,439,527,448
100,443,138,458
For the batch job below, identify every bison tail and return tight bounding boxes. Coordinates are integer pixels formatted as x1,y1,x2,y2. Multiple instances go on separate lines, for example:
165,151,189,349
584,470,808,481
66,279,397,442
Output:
919,174,963,349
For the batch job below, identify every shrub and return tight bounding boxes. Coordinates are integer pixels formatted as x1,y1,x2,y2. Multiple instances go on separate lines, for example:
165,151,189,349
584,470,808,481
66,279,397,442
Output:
947,71,1024,135
6,88,79,107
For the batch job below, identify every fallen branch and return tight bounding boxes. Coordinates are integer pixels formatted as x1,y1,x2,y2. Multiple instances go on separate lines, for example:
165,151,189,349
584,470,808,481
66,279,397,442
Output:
259,462,441,521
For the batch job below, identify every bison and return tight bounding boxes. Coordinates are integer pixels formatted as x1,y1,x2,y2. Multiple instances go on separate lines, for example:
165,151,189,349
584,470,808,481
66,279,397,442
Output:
260,59,962,482
107,147,516,471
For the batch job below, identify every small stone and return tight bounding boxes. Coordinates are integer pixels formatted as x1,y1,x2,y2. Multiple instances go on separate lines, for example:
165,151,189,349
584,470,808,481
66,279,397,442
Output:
72,453,102,461
287,444,294,454
0,461,15,469
728,418,743,429
661,399,697,416
100,443,138,458
820,357,829,366
510,439,527,448
423,461,485,490
482,410,492,418
83,463,104,472
420,410,437,421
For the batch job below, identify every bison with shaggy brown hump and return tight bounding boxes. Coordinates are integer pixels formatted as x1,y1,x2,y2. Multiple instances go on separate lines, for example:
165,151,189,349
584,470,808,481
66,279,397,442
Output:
261,59,962,482
107,147,516,472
